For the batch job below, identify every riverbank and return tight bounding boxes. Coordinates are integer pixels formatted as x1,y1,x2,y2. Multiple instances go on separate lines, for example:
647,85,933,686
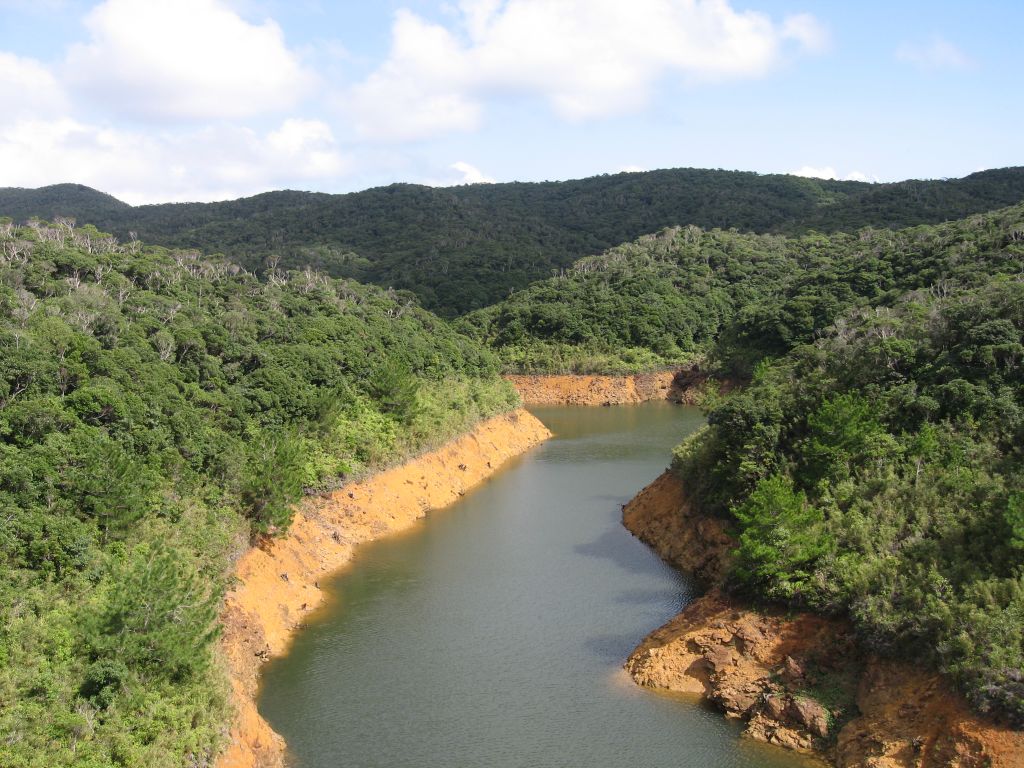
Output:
623,472,1024,767
506,368,728,406
216,409,551,768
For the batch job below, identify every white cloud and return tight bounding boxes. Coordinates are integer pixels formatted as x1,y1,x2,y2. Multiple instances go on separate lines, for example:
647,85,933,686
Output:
0,117,349,204
65,0,315,121
351,0,828,141
450,160,495,184
791,166,875,183
266,119,349,179
781,13,830,54
793,165,839,179
0,52,68,124
422,160,496,186
349,10,482,141
896,37,974,72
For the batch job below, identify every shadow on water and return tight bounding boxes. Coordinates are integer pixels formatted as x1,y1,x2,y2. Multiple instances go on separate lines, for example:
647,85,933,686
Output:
613,586,694,608
584,631,661,662
574,524,679,578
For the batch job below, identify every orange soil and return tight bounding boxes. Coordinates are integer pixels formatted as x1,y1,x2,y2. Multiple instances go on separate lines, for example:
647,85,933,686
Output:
837,660,1024,767
621,470,733,584
622,471,1024,767
506,371,680,405
216,409,551,768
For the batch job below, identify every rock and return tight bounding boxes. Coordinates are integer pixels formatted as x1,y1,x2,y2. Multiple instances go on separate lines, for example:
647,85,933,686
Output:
704,645,736,673
767,724,814,751
781,655,805,684
714,685,760,716
734,621,766,654
791,697,831,739
763,693,788,720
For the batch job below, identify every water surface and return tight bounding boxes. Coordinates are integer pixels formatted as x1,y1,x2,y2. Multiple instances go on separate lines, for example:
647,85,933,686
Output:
259,403,818,767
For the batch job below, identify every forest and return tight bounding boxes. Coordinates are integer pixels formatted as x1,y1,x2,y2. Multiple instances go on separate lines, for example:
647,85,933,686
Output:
674,275,1024,724
2,166,1023,316
0,218,515,767
3,168,1024,765
463,203,1024,374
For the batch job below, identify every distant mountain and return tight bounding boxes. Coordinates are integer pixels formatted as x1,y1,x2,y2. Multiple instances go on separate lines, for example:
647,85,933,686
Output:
3,167,1024,315
0,182,130,223
459,200,1024,374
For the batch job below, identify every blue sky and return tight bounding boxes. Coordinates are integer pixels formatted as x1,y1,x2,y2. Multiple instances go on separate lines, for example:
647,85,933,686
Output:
0,0,1020,203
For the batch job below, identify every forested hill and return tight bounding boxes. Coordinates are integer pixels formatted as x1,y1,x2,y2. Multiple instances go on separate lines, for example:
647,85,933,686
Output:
461,202,1024,374
0,184,130,226
3,166,1024,316
0,219,517,766
674,264,1024,727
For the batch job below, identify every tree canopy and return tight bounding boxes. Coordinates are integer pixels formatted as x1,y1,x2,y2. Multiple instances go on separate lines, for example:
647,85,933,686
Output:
0,219,516,767
4,166,1023,316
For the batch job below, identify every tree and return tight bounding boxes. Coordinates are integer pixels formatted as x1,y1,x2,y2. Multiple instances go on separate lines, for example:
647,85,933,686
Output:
86,543,221,684
732,474,832,601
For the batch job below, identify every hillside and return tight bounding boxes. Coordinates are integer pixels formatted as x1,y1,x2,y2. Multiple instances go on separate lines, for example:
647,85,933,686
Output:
0,219,517,767
0,184,130,225
3,167,1024,316
673,273,1024,726
461,202,1024,374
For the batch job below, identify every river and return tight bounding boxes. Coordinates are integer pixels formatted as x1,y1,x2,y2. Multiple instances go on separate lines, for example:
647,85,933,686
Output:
258,403,818,767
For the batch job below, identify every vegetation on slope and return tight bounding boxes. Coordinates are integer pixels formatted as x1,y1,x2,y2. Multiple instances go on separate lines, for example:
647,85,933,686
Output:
3,167,1023,316
464,204,1024,374
0,218,516,767
673,267,1024,723
469,196,1024,723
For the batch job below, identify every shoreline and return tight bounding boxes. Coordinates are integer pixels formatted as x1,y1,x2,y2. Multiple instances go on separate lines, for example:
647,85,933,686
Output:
622,471,1024,767
215,408,551,768
507,369,692,406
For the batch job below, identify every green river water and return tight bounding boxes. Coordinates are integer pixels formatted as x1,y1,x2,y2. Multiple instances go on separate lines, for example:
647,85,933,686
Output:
258,403,819,767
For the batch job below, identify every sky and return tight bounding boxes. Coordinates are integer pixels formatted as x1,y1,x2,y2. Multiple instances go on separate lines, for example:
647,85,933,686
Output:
0,0,1020,204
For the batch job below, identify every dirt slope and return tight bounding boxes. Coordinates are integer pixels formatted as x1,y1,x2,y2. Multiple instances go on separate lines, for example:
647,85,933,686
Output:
506,371,680,405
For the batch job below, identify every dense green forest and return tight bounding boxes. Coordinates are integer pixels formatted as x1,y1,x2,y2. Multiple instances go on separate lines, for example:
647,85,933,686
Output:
463,204,1024,374
0,218,516,767
674,275,1024,725
3,167,1023,316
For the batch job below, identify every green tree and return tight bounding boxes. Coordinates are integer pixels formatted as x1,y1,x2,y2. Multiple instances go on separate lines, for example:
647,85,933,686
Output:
732,474,832,601
241,430,305,534
87,543,221,683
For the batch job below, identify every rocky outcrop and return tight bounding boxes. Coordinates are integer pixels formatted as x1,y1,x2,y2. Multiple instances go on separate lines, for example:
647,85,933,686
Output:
836,660,1024,767
622,472,1024,767
216,409,551,768
626,589,859,756
621,470,732,584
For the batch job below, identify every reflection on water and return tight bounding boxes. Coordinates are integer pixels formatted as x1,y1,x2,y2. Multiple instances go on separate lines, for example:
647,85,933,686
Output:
258,403,819,768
